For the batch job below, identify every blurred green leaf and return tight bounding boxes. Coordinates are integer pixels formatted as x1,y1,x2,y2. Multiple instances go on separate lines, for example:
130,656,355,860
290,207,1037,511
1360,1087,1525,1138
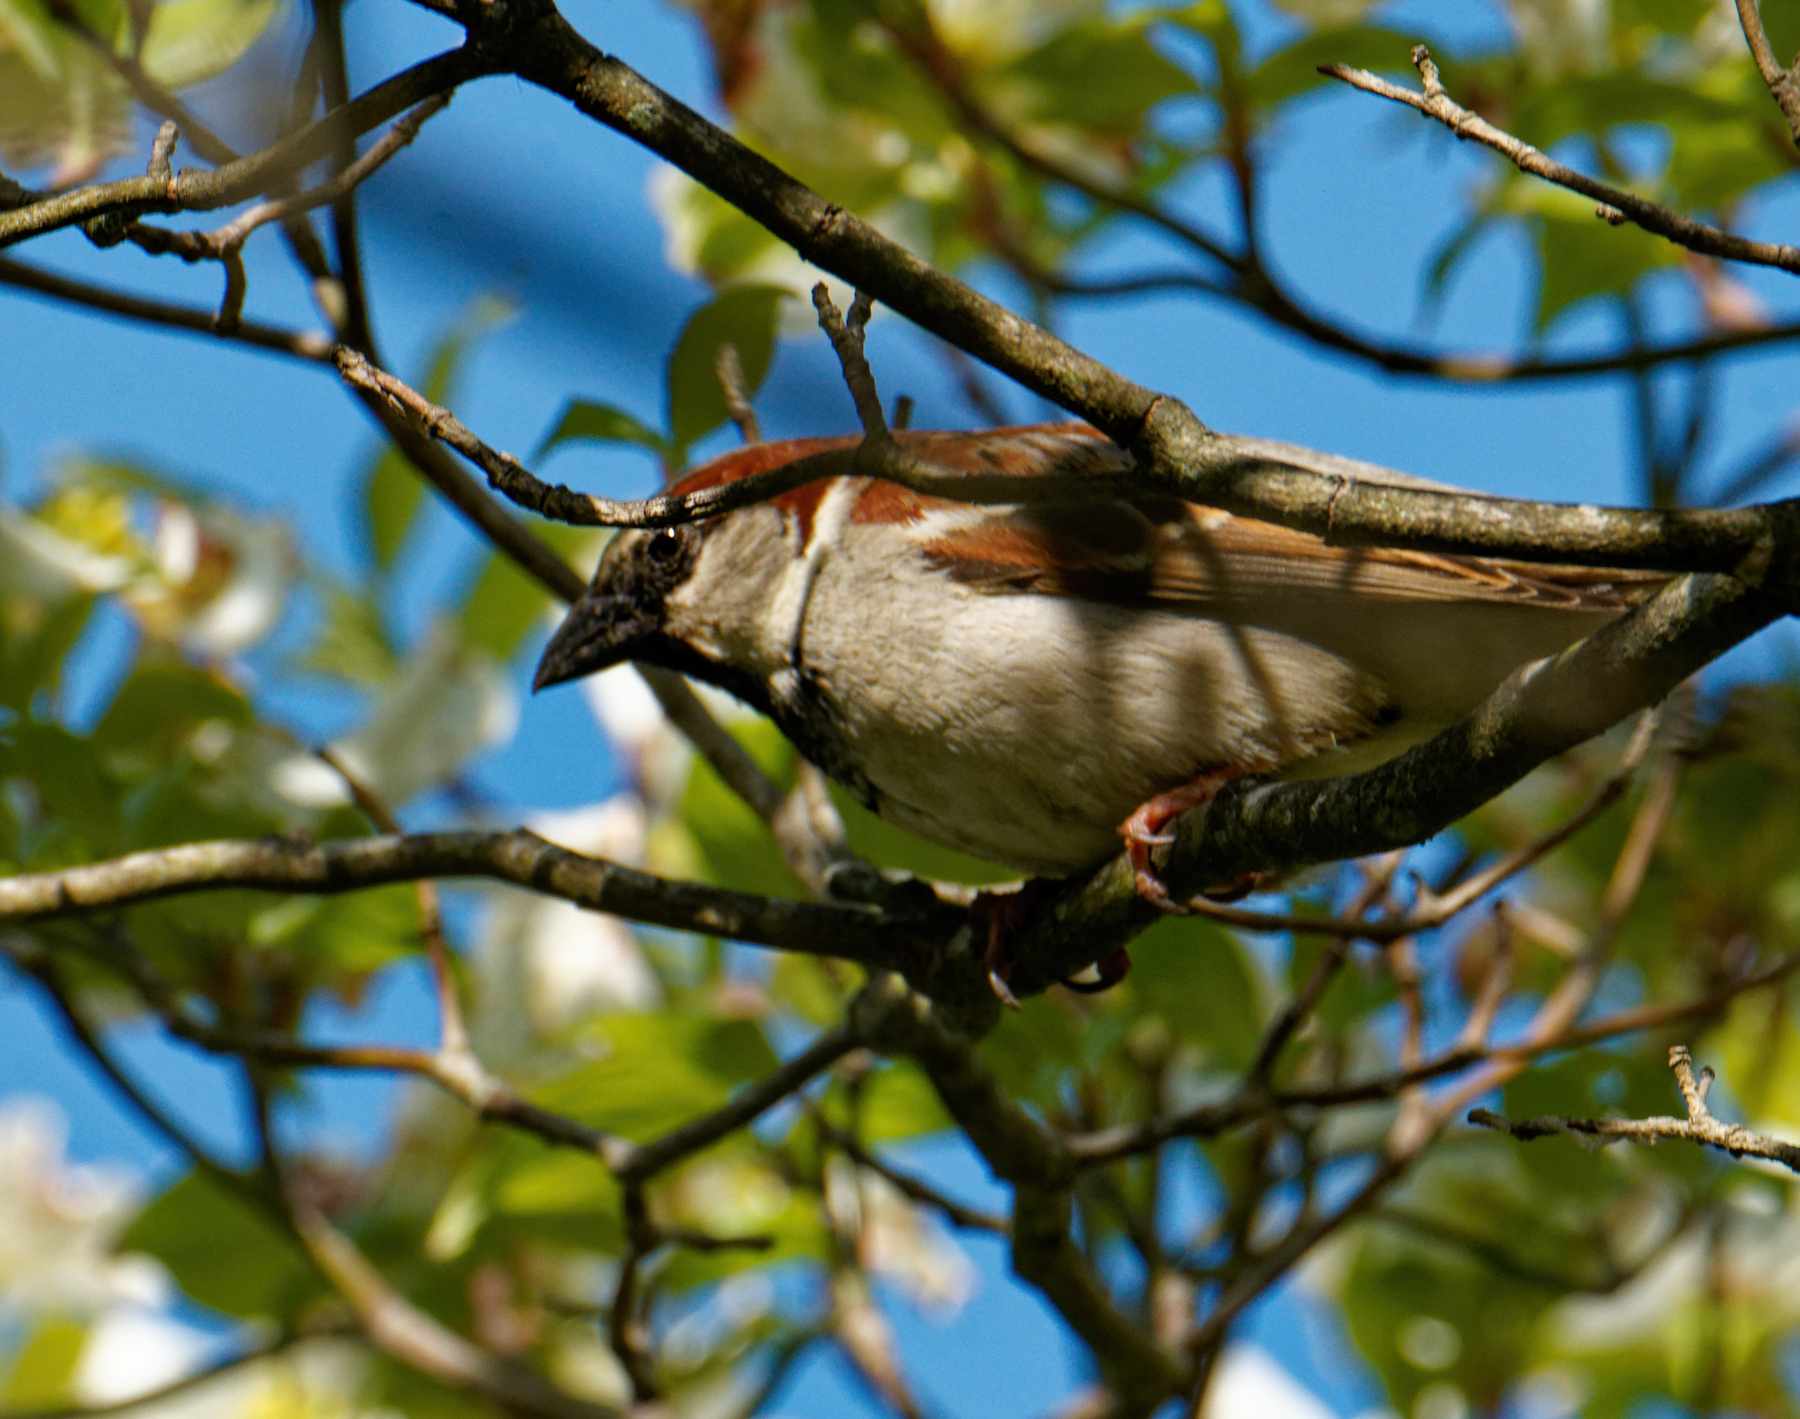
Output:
459,524,598,662
860,1059,953,1142
1490,178,1682,329
298,581,397,685
1002,14,1195,131
249,883,418,986
1127,915,1265,1068
533,1014,779,1140
121,1171,316,1319
831,785,1013,887
0,591,92,714
666,285,790,457
1665,116,1789,212
681,718,805,899
364,305,509,570
92,657,254,770
8,720,116,855
536,400,668,461
138,0,278,89
1,1318,84,1407
1246,26,1419,110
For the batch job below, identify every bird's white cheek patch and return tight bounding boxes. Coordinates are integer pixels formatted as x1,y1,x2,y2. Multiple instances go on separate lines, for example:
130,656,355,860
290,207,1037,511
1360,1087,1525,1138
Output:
764,479,865,706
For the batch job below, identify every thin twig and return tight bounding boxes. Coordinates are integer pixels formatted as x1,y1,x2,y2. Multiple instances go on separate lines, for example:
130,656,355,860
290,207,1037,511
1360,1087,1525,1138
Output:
125,96,449,331
1323,46,1800,276
1472,1044,1800,1174
614,1020,862,1183
0,255,334,359
809,1107,1008,1232
289,1195,616,1419
0,49,482,248
715,341,761,443
610,1188,660,1401
1734,0,1800,147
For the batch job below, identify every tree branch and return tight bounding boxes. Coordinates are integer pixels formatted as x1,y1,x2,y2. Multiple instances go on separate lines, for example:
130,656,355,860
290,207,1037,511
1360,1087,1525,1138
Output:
0,48,486,248
0,828,970,989
1006,562,1783,994
1323,46,1800,276
1472,1044,1800,1173
1735,0,1800,147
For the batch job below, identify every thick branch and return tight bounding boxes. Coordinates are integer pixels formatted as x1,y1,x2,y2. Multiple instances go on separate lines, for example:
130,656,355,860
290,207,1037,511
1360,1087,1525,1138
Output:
488,12,1800,571
856,979,1183,1412
0,828,959,974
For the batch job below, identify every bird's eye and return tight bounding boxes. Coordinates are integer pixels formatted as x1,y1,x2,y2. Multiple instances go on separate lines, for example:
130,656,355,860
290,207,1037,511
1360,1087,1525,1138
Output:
647,528,683,564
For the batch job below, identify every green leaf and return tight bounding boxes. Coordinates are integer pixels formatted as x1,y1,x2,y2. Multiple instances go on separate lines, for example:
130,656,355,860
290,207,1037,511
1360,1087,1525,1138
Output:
2,1318,85,1407
680,717,806,899
92,657,254,770
297,580,397,685
363,304,510,570
138,0,277,90
535,400,667,461
1491,178,1681,329
1246,26,1420,110
1126,915,1265,1068
1511,72,1746,149
831,785,1013,886
10,720,117,854
532,1014,780,1141
1665,117,1789,213
491,1148,623,1230
120,1171,317,1319
248,883,418,983
0,43,132,178
665,285,791,456
0,590,93,714
860,1060,952,1142
1002,15,1196,132
459,524,600,661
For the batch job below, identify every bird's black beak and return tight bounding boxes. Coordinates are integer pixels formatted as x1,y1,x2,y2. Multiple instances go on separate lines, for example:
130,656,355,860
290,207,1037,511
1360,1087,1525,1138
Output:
532,592,660,692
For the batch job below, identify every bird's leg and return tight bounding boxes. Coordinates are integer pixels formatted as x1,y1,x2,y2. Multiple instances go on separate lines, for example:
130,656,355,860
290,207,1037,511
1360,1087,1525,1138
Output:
973,882,1050,1011
1121,766,1252,912
1060,947,1134,994
976,881,1136,1007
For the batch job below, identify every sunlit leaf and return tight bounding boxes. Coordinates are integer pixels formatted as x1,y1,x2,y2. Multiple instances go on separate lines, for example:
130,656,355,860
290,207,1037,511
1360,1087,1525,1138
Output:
120,1171,317,1319
0,1318,84,1407
1246,25,1421,110
298,580,397,685
137,0,278,90
536,399,668,461
532,1014,779,1140
459,524,599,662
1001,15,1195,132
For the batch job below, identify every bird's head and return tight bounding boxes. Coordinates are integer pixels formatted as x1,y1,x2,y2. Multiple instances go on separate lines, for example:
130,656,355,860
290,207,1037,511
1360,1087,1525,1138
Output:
532,523,706,692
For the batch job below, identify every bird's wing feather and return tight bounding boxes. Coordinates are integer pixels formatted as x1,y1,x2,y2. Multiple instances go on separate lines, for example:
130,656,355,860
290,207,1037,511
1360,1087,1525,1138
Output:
668,424,1666,612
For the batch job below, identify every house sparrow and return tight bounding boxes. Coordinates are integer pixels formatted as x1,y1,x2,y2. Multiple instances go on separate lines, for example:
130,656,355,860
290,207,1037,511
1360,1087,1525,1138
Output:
535,423,1660,933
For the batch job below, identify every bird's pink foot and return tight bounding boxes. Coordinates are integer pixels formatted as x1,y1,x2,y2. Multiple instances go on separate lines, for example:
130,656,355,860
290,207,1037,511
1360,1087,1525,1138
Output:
1120,768,1244,912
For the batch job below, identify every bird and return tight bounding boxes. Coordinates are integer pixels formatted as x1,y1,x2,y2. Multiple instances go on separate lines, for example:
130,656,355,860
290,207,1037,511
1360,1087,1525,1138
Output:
533,422,1662,987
